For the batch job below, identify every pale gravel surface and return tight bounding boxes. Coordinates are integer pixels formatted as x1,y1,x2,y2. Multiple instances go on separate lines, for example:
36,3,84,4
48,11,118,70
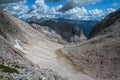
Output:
17,38,93,80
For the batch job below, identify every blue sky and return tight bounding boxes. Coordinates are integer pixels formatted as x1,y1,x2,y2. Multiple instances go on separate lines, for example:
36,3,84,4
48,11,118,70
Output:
26,0,35,8
86,0,120,10
26,0,120,10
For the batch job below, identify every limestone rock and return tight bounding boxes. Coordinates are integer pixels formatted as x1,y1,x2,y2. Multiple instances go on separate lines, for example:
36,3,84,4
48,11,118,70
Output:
0,9,68,80
58,9,120,80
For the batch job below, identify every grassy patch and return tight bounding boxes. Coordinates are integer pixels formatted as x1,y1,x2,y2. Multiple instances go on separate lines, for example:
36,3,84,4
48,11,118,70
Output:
0,75,3,80
39,78,43,80
0,64,19,74
13,65,21,68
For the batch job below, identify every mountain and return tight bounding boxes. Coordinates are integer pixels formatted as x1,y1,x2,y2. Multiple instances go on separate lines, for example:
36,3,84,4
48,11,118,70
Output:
90,9,120,38
75,20,99,37
27,17,98,38
0,10,93,80
1,8,119,80
57,9,120,80
0,9,67,80
28,17,87,44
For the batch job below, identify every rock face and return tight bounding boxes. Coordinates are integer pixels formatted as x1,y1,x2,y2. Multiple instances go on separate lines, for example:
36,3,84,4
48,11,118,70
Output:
58,9,120,80
0,36,59,80
31,24,87,44
28,17,87,44
90,9,120,38
0,10,67,80
0,10,25,42
28,17,98,38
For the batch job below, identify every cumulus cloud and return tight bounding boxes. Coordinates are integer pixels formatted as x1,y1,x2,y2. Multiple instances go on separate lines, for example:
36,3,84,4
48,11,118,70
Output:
58,7,105,20
31,0,49,13
60,0,101,12
3,0,29,19
107,8,116,13
25,0,51,19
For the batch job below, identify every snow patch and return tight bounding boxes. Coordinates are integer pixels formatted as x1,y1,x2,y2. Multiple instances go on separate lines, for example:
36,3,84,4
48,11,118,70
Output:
14,39,23,50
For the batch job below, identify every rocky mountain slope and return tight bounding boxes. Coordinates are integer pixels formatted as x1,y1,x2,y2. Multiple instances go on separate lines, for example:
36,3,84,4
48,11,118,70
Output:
58,9,120,80
0,10,92,80
0,35,65,80
28,17,87,44
90,9,120,38
0,10,68,80
30,24,86,44
28,17,98,38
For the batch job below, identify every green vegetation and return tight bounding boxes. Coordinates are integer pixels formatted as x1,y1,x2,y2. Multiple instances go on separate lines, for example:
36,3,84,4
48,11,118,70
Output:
0,75,3,80
39,77,45,80
39,78,43,80
0,64,19,74
13,65,21,68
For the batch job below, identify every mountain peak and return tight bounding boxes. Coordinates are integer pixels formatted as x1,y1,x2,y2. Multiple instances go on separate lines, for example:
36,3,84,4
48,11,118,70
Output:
90,9,120,38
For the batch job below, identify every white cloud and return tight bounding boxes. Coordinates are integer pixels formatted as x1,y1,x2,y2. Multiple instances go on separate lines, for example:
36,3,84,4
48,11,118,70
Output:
61,7,88,19
107,8,116,13
24,0,63,19
30,0,49,14
3,0,29,19
58,7,105,20
88,9,105,20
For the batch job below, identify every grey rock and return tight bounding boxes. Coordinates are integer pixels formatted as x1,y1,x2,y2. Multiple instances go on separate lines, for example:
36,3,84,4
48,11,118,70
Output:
58,9,120,80
0,9,68,80
90,9,120,38
30,21,87,44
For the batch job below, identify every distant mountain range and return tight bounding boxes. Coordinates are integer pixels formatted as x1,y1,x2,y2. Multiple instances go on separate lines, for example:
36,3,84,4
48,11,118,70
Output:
27,17,99,38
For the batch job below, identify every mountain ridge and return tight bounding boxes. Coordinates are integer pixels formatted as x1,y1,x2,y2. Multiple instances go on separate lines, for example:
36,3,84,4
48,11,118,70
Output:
27,16,99,38
90,9,120,38
58,9,120,80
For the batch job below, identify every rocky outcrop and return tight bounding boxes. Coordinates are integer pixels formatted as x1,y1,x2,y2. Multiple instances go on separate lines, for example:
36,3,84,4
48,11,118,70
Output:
0,37,67,80
29,17,87,44
28,17,99,38
58,9,120,80
0,10,26,42
90,9,120,38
